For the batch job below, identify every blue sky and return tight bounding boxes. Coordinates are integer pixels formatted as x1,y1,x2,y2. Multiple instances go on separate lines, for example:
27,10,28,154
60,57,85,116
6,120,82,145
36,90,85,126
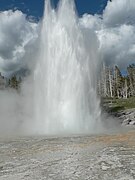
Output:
0,0,108,20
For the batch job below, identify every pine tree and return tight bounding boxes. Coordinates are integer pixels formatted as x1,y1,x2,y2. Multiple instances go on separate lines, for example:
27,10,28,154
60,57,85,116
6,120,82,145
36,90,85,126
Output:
9,76,19,90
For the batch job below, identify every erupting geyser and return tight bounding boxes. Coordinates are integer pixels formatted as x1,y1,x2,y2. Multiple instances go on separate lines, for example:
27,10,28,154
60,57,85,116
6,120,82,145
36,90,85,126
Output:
33,0,101,134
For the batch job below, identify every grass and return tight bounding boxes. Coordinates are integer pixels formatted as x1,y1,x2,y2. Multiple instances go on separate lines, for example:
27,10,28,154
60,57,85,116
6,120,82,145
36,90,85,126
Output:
102,97,135,112
114,97,135,110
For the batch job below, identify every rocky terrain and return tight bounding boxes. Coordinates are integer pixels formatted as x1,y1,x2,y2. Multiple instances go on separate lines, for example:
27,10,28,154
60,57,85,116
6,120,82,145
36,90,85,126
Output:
102,98,135,127
111,108,135,127
0,130,135,180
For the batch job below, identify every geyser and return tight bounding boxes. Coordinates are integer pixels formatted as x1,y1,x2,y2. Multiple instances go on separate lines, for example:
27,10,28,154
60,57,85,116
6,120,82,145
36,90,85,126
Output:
33,0,101,134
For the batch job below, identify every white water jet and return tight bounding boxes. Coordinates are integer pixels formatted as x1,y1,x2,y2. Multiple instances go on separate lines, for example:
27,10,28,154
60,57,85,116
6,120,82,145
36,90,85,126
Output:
33,0,101,134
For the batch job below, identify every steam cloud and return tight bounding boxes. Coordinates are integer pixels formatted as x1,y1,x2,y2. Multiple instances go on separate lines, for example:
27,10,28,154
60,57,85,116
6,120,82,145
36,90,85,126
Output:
0,0,134,135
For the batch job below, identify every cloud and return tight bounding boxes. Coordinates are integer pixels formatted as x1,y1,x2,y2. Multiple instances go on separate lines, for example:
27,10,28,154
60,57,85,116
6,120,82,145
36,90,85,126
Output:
0,0,135,75
80,0,135,68
103,0,135,27
97,24,135,67
0,10,38,76
80,14,102,31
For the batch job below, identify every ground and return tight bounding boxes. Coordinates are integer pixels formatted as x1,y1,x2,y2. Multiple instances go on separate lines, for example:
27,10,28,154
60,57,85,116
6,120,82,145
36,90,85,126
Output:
0,129,135,180
102,97,135,126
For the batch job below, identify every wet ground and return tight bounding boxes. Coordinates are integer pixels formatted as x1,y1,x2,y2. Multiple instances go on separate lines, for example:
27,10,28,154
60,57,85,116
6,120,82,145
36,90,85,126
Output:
0,130,135,180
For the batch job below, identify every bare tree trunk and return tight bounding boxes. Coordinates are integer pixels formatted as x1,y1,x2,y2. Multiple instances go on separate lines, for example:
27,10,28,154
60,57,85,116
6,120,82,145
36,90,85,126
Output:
125,79,128,99
103,63,107,97
109,68,113,98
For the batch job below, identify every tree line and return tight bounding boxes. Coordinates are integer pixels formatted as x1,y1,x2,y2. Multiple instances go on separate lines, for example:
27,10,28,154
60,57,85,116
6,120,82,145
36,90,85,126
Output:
1,64,135,98
0,73,22,90
98,63,135,99
8,76,22,90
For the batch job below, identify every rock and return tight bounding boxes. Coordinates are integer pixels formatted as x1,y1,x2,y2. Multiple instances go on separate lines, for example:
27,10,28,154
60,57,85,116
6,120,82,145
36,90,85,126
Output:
0,166,3,170
122,118,132,125
129,113,135,120
101,165,110,171
116,109,135,126
129,121,135,125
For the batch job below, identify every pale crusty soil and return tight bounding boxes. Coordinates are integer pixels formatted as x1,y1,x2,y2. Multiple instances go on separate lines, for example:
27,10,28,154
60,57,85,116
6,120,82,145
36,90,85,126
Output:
0,130,135,180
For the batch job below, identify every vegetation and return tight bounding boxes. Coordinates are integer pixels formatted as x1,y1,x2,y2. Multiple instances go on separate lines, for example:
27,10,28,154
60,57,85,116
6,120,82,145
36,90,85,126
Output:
0,63,135,112
99,64,135,112
98,63,135,99
115,97,135,109
8,76,22,90
102,97,135,112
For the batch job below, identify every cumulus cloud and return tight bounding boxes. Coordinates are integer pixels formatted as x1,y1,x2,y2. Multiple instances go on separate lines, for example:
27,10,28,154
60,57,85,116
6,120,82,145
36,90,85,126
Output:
80,14,102,31
97,24,135,67
103,0,135,27
0,10,38,76
80,0,135,69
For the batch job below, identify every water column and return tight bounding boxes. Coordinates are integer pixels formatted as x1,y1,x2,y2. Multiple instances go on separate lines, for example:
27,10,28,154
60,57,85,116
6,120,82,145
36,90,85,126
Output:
33,0,101,134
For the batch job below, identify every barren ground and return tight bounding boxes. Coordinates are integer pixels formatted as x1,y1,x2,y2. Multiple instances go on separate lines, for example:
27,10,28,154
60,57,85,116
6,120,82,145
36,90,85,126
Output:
0,130,135,180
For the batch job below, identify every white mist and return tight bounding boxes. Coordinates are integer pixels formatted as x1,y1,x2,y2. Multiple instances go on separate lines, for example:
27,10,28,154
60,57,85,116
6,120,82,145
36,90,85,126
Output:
32,0,101,134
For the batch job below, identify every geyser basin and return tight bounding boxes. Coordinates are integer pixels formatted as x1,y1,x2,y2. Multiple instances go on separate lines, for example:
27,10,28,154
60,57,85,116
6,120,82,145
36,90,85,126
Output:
33,0,101,134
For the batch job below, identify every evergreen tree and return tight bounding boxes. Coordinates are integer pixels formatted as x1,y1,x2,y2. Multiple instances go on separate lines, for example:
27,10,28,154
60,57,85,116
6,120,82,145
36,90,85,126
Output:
9,76,19,90
127,64,135,96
